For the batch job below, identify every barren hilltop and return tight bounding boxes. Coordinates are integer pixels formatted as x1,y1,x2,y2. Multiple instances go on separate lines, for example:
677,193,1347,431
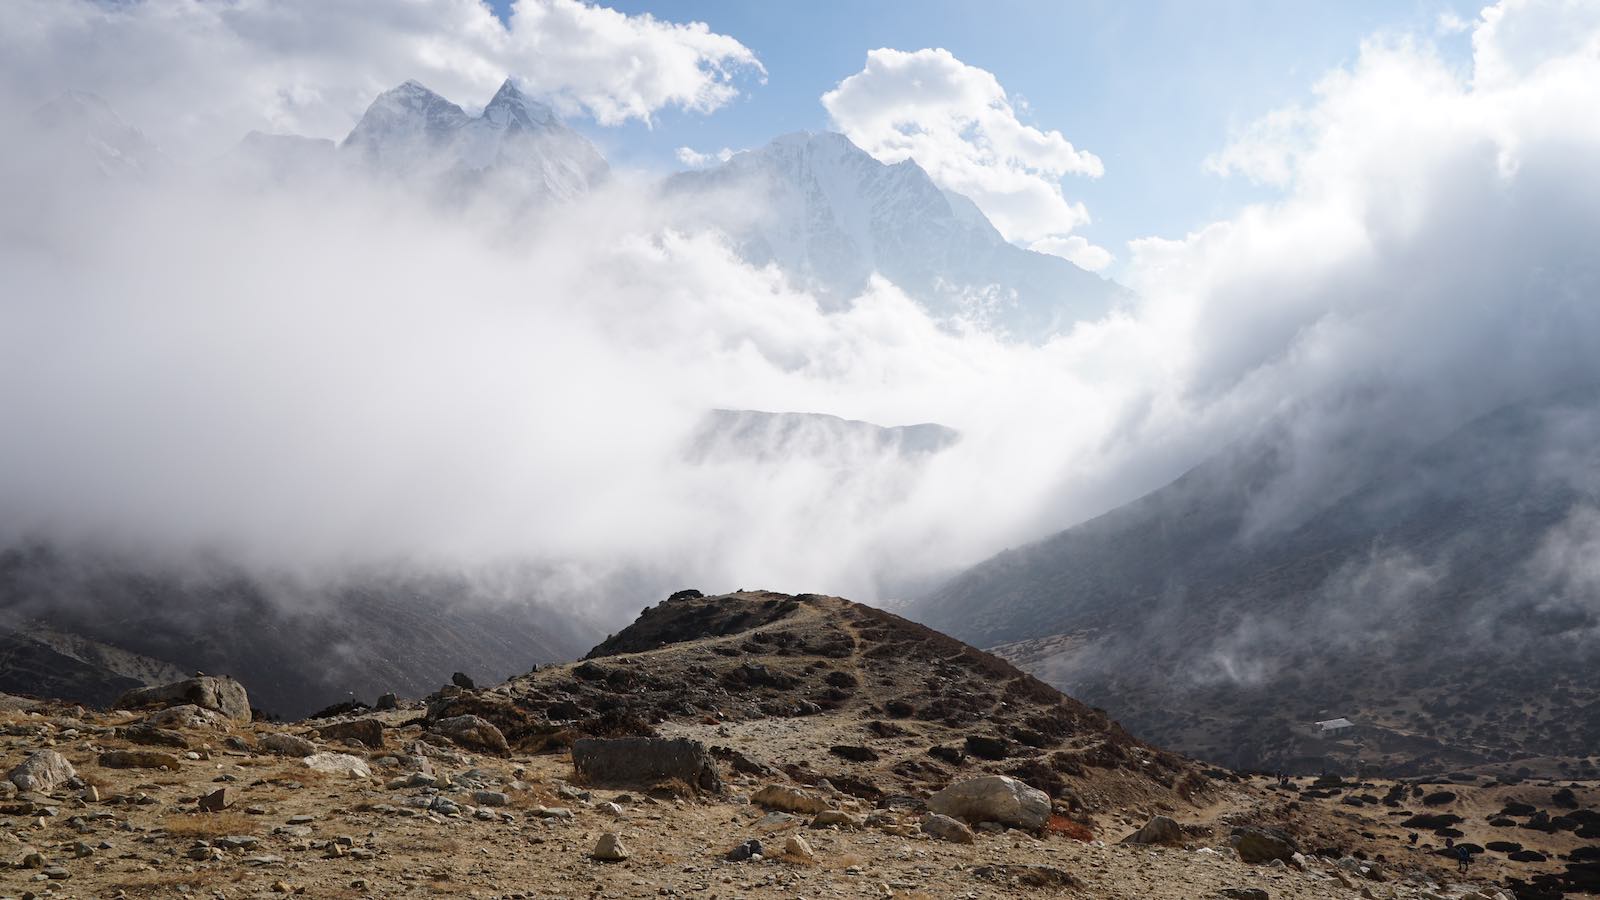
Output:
3,592,1595,898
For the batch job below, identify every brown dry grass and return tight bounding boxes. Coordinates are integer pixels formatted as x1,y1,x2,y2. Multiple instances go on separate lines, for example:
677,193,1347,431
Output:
157,809,260,838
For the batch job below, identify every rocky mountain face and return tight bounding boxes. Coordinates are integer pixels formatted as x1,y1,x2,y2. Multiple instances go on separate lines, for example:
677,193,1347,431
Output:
0,546,600,719
685,408,959,465
665,131,1124,338
340,79,608,203
912,386,1600,776
29,90,166,180
1,590,1580,899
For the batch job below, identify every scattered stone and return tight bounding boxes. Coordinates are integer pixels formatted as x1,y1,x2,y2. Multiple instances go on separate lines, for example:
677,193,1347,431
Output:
571,737,722,792
316,719,385,749
197,787,235,812
1231,826,1298,864
7,750,77,795
592,832,629,861
922,812,976,844
751,784,831,814
811,810,864,829
1122,814,1184,845
926,775,1050,830
145,704,229,730
116,675,251,723
783,834,815,862
98,750,181,770
302,752,371,779
259,733,318,757
430,715,509,755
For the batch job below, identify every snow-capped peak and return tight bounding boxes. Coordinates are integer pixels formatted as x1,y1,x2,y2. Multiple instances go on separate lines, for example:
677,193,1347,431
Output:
482,79,556,130
32,90,164,179
665,129,1122,337
340,79,607,204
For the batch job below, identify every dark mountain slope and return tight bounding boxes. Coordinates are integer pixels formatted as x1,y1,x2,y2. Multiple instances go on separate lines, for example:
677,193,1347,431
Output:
913,386,1600,774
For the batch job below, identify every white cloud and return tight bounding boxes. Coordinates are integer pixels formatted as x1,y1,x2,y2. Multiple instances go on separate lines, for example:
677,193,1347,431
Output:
821,48,1101,248
2,0,1600,635
1125,0,1600,532
0,0,763,157
1028,234,1114,272
675,145,735,167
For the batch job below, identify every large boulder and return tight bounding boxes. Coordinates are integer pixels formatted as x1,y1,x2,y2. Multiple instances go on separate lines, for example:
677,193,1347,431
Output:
751,784,831,814
922,812,976,844
572,737,721,793
7,750,77,794
430,715,509,755
316,719,385,749
926,775,1051,830
145,704,230,730
99,750,181,770
1122,815,1184,845
1231,825,1299,863
303,752,371,779
117,676,250,723
259,732,318,757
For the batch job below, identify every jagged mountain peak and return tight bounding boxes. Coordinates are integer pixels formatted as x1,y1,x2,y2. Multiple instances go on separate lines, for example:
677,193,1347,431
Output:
31,90,163,179
482,78,557,130
340,78,607,202
666,129,1121,337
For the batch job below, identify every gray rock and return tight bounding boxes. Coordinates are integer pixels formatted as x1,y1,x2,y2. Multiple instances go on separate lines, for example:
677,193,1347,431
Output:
472,790,509,807
1231,826,1298,864
926,775,1050,830
430,715,509,755
592,831,629,861
146,704,230,730
7,750,77,794
316,719,385,749
259,733,318,757
922,812,976,844
571,737,721,793
750,784,831,814
302,752,371,779
97,750,181,770
1122,814,1184,845
117,676,251,723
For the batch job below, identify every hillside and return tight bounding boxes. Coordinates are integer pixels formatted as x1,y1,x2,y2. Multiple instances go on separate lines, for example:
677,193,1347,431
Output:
912,387,1600,775
3,589,1567,898
0,546,599,718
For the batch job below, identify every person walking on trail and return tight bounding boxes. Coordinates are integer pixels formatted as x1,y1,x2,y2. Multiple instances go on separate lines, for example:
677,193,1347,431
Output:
1456,844,1472,874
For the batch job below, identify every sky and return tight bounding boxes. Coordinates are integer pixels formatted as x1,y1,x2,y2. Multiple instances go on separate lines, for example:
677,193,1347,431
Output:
2,0,1600,624
499,0,1486,276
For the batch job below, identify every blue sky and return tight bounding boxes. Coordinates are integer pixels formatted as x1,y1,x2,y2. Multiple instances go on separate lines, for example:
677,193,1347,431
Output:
489,0,1482,276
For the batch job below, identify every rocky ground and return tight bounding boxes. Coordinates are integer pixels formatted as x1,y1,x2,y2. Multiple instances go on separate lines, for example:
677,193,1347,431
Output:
0,591,1588,898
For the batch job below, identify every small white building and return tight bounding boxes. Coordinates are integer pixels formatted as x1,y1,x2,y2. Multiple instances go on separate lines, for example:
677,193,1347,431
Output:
1315,717,1355,735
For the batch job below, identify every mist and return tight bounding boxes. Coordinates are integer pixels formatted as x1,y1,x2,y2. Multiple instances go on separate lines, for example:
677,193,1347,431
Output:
4,0,1600,640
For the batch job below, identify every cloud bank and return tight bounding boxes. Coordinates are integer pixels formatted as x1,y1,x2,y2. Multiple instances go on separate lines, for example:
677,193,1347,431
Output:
1,0,1599,633
0,0,763,159
822,47,1109,264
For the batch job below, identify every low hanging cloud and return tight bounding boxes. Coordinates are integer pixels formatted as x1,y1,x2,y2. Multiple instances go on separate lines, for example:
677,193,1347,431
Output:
675,145,735,167
821,47,1108,262
1026,234,1114,272
0,0,763,158
0,0,1599,633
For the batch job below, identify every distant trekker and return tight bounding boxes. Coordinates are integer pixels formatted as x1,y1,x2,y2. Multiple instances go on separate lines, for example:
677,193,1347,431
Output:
1456,844,1472,874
